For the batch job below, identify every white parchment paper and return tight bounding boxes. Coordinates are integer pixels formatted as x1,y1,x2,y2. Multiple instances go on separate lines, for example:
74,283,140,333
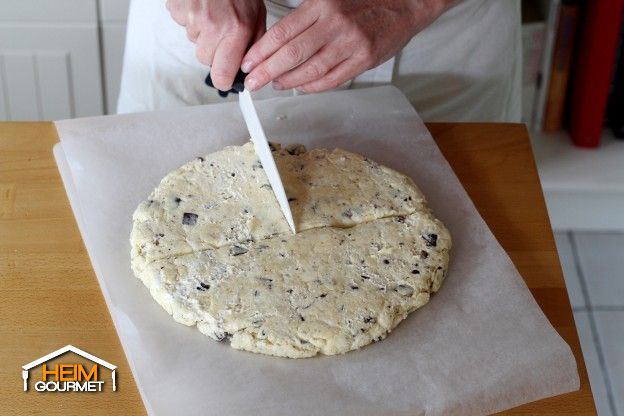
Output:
53,86,579,415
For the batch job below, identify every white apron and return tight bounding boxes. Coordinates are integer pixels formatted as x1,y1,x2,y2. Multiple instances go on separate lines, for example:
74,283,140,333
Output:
117,0,521,122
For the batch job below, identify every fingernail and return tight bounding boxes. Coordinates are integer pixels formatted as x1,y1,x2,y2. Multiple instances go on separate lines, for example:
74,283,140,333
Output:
246,77,259,91
241,60,253,73
272,81,283,90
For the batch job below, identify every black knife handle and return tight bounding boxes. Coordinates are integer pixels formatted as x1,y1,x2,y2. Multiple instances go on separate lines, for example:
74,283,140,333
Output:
204,69,247,98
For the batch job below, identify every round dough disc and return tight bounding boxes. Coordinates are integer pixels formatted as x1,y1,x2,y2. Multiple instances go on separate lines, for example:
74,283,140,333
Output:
131,142,451,358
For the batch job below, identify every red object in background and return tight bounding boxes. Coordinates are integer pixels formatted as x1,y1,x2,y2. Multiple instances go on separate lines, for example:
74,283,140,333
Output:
568,0,624,148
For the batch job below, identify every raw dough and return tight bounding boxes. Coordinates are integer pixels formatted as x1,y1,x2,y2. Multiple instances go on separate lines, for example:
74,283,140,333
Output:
131,142,451,358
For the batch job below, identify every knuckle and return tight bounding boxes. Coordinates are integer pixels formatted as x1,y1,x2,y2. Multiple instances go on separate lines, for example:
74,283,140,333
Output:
210,68,229,81
223,19,252,39
186,29,198,42
324,76,340,90
186,10,196,27
195,48,211,66
310,77,339,93
227,19,245,33
209,68,230,83
284,44,303,63
253,67,271,84
194,13,211,30
305,61,326,79
270,23,290,44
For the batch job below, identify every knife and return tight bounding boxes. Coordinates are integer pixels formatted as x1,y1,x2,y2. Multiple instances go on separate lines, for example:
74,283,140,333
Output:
205,71,296,234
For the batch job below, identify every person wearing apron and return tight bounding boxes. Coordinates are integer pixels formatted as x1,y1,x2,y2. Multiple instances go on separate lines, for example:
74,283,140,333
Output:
117,0,521,122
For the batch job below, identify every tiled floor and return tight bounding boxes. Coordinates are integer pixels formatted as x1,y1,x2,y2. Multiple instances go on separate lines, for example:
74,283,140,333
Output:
555,232,624,416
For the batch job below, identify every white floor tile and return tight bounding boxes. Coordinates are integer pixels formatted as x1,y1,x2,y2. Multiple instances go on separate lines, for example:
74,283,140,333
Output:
594,311,624,416
574,233,624,307
573,312,614,416
554,232,586,308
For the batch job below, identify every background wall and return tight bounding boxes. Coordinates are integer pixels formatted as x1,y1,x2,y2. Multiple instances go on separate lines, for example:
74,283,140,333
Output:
0,0,129,120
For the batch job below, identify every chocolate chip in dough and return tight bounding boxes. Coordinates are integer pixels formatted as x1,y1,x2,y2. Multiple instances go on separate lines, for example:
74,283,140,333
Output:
182,212,198,226
422,233,438,247
216,332,232,342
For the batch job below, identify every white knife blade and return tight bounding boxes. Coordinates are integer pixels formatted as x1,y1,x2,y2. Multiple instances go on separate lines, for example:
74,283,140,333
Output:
238,89,296,234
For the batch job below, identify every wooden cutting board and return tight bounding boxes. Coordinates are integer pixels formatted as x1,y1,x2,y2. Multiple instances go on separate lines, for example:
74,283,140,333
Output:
0,121,597,415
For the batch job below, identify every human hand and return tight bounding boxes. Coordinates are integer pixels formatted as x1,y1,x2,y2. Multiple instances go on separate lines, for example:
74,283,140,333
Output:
166,0,266,90
241,0,452,93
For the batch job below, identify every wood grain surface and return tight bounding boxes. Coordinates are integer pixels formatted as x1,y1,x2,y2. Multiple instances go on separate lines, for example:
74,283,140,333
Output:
0,122,596,415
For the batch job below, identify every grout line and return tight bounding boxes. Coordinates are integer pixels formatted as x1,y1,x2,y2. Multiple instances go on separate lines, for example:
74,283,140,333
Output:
569,232,619,416
567,232,593,309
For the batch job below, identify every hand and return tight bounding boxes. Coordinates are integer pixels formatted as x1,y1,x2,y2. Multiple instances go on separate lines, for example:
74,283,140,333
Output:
166,0,266,90
241,0,452,93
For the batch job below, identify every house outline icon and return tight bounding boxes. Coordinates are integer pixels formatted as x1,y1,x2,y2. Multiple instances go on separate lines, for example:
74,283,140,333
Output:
22,345,117,392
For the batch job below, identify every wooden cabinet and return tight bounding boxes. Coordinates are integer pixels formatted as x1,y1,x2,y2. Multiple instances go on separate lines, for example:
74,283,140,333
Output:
0,0,129,120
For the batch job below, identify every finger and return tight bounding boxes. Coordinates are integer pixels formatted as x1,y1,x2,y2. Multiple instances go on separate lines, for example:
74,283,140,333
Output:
186,26,200,42
245,28,325,91
241,3,318,73
195,32,218,67
195,46,214,67
297,58,363,93
272,46,350,90
211,31,252,90
167,0,188,26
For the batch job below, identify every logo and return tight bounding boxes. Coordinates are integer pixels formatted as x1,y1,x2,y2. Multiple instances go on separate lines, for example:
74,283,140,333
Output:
22,345,117,392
